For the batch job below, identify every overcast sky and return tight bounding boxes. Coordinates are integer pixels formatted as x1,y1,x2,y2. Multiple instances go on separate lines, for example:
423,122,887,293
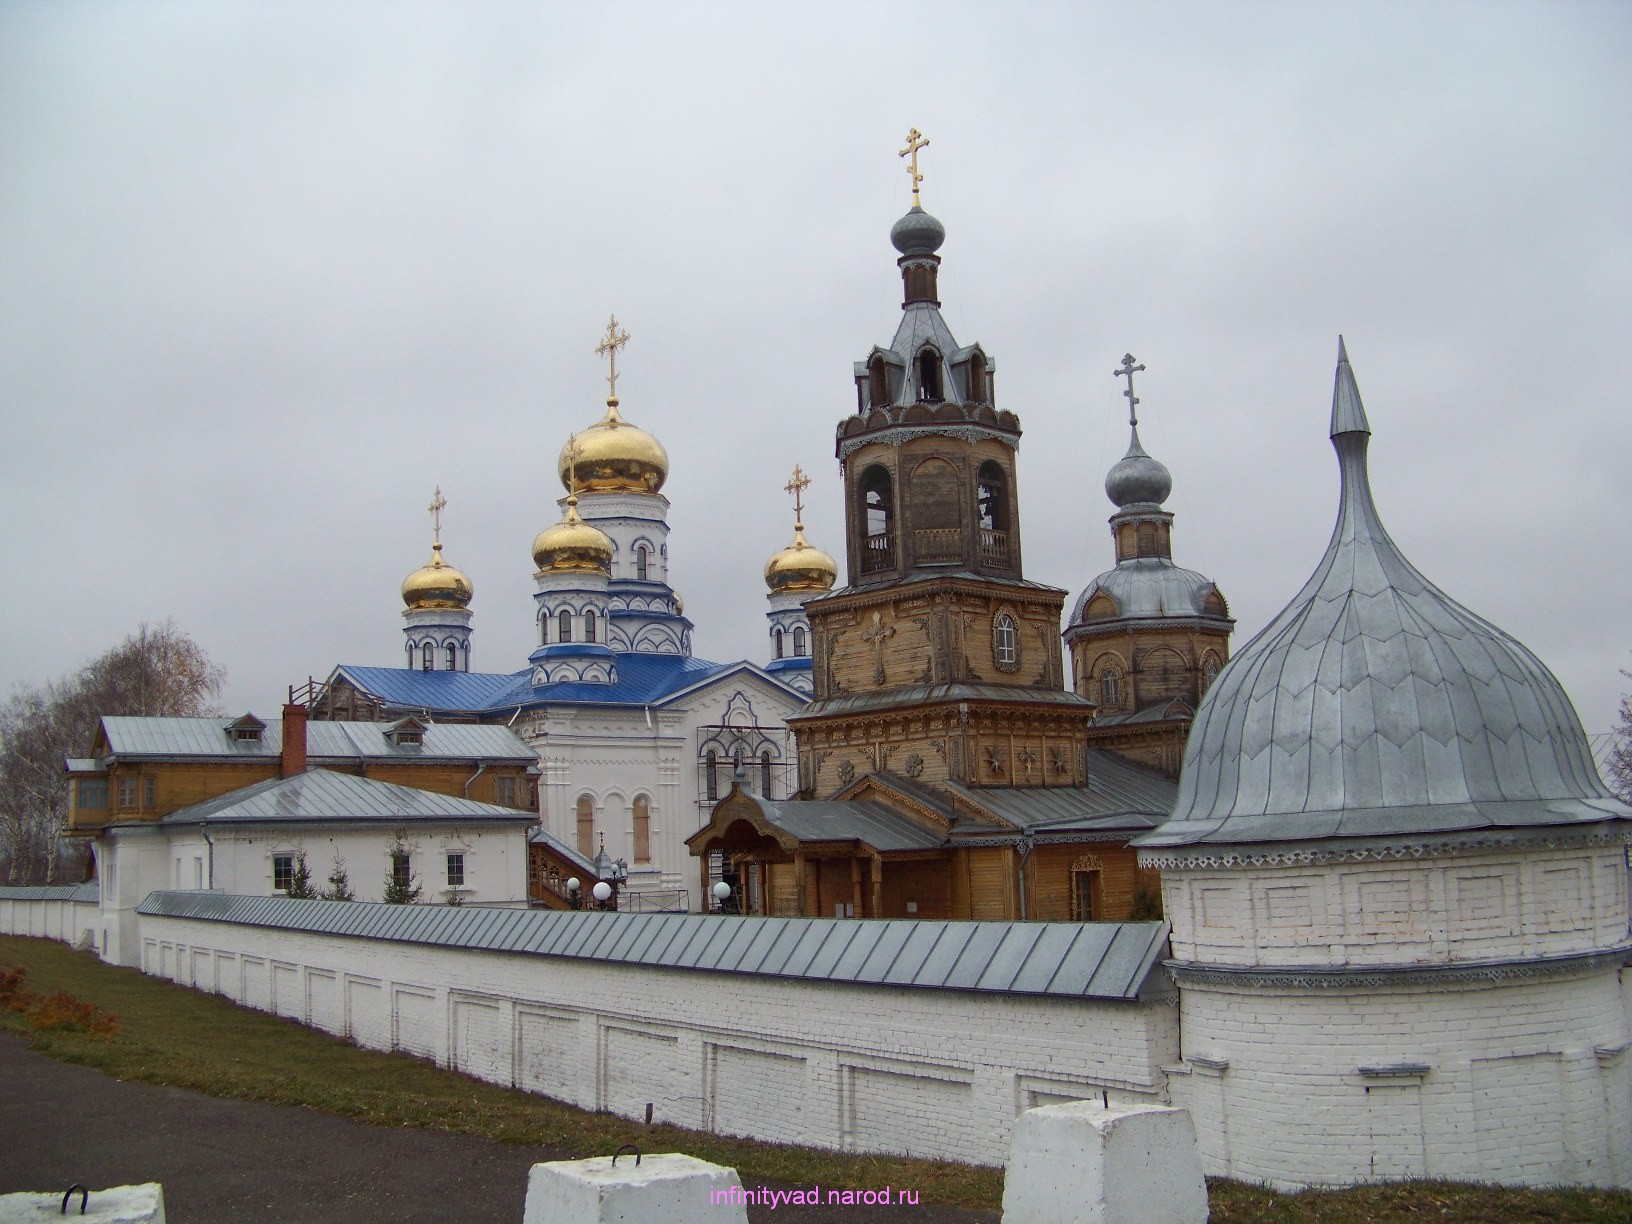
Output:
2,1,1628,753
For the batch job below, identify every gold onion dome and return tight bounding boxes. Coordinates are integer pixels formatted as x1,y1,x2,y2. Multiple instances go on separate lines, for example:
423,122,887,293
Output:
401,543,474,610
532,496,614,573
558,399,669,495
765,523,838,593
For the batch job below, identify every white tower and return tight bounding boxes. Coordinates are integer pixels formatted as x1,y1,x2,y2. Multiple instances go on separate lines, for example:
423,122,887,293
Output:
762,465,836,697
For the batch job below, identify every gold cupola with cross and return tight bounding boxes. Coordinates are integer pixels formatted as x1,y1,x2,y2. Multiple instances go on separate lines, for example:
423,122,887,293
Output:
401,486,475,672
787,131,1096,799
763,466,836,697
558,315,669,495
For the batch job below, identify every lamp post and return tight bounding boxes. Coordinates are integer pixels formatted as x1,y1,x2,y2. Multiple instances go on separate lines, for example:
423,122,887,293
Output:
566,877,580,910
712,879,734,915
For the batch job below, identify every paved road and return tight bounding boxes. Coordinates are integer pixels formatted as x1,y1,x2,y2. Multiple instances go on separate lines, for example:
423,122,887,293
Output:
0,1036,999,1223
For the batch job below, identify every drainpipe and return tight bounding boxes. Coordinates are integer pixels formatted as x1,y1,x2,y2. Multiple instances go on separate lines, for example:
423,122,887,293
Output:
201,825,215,890
1017,831,1035,922
463,761,487,799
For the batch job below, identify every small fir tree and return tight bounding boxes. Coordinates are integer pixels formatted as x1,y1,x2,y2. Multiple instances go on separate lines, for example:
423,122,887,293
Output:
325,853,355,901
382,831,421,905
283,850,317,899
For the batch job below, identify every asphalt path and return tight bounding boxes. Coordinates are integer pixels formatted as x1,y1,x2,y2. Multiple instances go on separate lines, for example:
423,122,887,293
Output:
0,1036,1000,1223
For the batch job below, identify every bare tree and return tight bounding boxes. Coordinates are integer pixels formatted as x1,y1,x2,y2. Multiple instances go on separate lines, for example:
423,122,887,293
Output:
1610,668,1632,806
0,621,223,883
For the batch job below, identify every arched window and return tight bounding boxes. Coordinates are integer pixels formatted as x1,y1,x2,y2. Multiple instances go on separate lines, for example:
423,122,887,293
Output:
420,643,433,671
976,461,1009,532
994,614,1017,667
968,352,988,403
575,794,595,856
1100,668,1122,708
917,349,942,402
1137,522,1157,557
461,645,469,673
868,354,889,408
859,466,895,573
792,626,807,657
632,795,651,863
1201,653,1222,692
584,610,597,644
405,641,414,666
558,609,573,644
760,751,773,798
774,627,784,659
540,615,548,646
444,642,457,670
704,750,719,802
635,546,649,581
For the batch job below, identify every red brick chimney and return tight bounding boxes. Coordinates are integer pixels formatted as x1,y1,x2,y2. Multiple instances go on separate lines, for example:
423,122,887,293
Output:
281,703,308,777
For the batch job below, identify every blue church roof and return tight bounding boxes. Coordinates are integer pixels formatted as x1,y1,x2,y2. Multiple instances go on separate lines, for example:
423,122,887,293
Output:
333,653,765,715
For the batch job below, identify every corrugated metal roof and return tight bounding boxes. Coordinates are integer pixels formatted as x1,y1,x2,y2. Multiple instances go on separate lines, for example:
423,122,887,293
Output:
135,891,1170,1001
333,655,798,716
749,796,946,851
157,770,536,827
98,716,535,763
0,882,99,903
941,753,1177,835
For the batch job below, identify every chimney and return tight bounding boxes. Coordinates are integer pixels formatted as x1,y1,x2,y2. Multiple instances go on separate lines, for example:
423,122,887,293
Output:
281,703,308,777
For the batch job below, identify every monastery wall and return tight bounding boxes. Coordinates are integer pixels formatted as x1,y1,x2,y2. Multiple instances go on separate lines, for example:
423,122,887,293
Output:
0,887,100,947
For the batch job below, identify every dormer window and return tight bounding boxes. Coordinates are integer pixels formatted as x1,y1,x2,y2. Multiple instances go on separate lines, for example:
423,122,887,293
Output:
389,718,427,747
868,354,889,409
917,349,942,402
228,715,265,743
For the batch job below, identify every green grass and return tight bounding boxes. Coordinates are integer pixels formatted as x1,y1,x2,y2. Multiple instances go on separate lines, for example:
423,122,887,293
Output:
5,935,1632,1220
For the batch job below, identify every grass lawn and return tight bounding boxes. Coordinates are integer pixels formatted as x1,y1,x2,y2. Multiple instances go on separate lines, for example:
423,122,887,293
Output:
4,934,1631,1221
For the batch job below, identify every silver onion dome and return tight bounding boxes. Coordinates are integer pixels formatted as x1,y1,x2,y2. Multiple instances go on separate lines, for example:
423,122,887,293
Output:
1142,338,1628,848
890,206,946,257
1105,425,1173,508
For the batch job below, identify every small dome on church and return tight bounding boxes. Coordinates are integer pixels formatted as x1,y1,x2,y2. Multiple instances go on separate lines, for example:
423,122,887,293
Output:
1105,427,1172,508
891,206,946,257
532,497,613,573
559,400,669,495
402,544,474,610
765,525,838,594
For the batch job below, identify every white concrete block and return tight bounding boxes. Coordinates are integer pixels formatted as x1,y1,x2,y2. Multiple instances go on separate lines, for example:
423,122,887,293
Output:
0,1184,165,1223
524,1153,746,1224
1002,1102,1207,1224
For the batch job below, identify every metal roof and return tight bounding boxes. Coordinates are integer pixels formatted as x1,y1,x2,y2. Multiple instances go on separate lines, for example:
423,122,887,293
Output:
157,770,537,827
527,825,599,876
97,717,535,763
136,890,1170,1001
1068,560,1229,629
747,796,946,851
1143,341,1632,848
940,753,1176,835
0,882,99,903
792,683,1093,723
333,654,799,715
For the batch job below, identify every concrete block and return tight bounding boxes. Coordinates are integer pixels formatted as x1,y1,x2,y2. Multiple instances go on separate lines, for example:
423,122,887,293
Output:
1002,1102,1207,1224
524,1153,746,1224
0,1184,165,1223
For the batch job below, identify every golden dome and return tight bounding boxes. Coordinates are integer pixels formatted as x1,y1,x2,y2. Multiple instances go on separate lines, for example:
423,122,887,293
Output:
765,524,838,593
402,543,474,610
532,496,614,573
558,399,668,494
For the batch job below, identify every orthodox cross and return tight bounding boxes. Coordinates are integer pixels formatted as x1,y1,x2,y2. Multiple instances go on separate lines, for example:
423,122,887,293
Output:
595,315,632,401
899,128,930,207
1114,353,1147,428
562,437,584,503
862,610,896,685
427,486,446,546
784,464,811,528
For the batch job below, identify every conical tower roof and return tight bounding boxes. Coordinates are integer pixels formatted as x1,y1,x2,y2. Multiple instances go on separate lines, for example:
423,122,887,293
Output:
1142,339,1629,848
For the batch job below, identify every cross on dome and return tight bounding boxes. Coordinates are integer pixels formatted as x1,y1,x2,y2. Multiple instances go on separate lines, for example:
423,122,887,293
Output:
1114,353,1147,428
899,128,930,206
784,464,811,526
595,315,632,402
427,485,446,544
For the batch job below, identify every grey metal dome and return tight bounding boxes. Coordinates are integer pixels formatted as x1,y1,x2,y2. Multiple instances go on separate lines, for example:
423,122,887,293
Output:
890,206,946,257
1104,425,1172,507
1071,561,1222,624
1142,339,1629,848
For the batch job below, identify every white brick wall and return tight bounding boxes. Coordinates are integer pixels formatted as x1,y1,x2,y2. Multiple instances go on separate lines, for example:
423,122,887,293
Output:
130,912,1179,1166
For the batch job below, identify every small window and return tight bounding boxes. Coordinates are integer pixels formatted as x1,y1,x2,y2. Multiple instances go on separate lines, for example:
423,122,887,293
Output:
1100,668,1122,708
760,751,773,798
273,854,295,893
635,546,649,581
391,852,413,890
78,779,108,810
994,614,1017,667
495,776,517,808
406,641,415,665
1202,654,1222,692
705,750,719,802
558,609,573,644
917,349,942,402
117,776,137,808
1070,856,1105,921
774,627,784,659
142,776,155,808
584,610,597,643
445,642,457,670
420,643,433,671
793,626,807,657
576,794,595,856
633,795,651,863
1137,522,1157,557
446,853,465,888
